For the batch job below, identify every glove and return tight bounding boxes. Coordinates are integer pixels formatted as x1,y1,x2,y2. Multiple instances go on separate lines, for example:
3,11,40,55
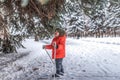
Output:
42,45,45,49
52,42,58,49
53,45,58,49
56,45,58,49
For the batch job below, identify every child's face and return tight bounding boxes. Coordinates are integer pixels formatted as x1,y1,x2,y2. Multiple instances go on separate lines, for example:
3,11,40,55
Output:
54,31,59,37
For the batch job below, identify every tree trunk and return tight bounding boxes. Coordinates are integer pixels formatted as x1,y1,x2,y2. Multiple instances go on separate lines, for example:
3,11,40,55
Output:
35,35,39,41
113,27,117,37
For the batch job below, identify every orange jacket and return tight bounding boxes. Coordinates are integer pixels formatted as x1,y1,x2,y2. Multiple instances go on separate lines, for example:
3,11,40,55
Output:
45,35,66,59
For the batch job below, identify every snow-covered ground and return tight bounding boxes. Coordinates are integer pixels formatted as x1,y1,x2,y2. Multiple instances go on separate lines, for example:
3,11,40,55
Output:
0,37,120,80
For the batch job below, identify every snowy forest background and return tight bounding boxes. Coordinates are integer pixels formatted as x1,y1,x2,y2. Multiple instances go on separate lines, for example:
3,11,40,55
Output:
0,0,120,80
0,0,120,53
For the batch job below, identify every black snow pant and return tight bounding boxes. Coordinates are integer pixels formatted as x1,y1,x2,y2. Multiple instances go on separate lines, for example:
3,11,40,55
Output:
55,58,64,74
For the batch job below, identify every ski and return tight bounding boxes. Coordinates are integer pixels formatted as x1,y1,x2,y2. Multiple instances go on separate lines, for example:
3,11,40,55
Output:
38,74,64,80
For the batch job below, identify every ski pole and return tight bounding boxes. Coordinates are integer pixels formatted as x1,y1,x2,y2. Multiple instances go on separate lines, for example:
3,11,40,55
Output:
45,47,56,80
53,42,56,80
44,48,55,64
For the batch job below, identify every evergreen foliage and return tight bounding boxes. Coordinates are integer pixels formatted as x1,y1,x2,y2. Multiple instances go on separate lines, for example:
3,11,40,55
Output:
0,0,120,53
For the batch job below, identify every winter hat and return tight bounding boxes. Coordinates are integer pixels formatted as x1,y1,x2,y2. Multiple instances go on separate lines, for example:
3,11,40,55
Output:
55,28,66,36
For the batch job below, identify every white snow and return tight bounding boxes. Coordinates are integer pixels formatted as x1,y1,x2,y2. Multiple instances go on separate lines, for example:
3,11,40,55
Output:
0,37,120,80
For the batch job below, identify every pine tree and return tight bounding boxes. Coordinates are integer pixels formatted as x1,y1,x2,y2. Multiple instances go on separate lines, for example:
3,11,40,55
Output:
0,0,65,53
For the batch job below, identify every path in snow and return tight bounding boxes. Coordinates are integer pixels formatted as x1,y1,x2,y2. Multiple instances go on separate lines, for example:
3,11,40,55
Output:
64,38,120,80
0,38,120,80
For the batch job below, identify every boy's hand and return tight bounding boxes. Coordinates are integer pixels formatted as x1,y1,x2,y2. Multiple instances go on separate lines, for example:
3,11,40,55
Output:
53,44,58,49
52,42,58,49
42,45,45,49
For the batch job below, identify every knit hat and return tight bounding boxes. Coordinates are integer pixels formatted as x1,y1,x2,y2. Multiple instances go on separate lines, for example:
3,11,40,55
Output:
55,28,66,36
